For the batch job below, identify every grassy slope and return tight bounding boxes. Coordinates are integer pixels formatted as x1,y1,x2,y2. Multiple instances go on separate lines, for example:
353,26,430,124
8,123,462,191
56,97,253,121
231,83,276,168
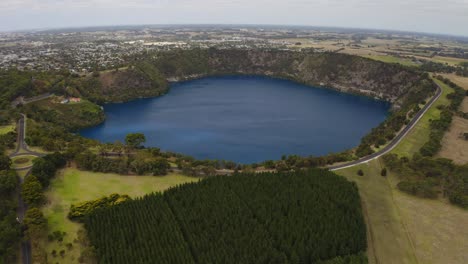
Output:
431,56,468,66
363,55,419,67
386,171,468,264
42,168,198,264
337,160,468,264
439,73,468,90
0,124,14,135
337,160,418,264
391,79,453,157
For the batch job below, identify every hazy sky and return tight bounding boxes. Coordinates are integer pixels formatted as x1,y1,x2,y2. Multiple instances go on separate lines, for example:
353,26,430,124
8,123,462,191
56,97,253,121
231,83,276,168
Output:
1,0,467,36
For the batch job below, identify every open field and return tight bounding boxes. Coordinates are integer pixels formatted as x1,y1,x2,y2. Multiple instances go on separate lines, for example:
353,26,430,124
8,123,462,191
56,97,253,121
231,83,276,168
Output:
391,79,453,157
440,73,468,90
336,159,468,264
462,98,468,113
386,172,468,264
436,74,468,164
437,116,468,164
363,55,420,67
0,124,14,135
336,160,417,264
42,168,198,264
431,56,468,66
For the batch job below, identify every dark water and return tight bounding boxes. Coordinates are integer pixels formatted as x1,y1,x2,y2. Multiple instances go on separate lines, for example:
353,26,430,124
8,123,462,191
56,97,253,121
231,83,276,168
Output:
80,76,390,163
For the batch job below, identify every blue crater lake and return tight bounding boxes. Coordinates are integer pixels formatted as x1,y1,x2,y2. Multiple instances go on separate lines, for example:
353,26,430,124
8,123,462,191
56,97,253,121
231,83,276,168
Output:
80,76,391,163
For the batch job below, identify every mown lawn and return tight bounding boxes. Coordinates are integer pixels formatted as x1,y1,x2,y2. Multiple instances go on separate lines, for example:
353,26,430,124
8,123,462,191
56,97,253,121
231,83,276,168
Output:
42,168,198,263
391,79,453,157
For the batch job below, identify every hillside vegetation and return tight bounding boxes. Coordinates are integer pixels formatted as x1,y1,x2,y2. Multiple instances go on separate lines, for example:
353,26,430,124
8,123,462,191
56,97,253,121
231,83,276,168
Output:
74,62,168,103
84,169,367,264
148,49,435,108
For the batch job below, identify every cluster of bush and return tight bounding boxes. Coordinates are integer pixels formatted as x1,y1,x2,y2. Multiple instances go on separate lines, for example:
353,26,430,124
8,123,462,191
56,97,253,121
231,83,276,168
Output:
75,150,171,176
68,194,131,222
0,157,21,263
419,60,468,77
383,153,468,208
21,152,67,215
355,77,436,158
420,76,466,157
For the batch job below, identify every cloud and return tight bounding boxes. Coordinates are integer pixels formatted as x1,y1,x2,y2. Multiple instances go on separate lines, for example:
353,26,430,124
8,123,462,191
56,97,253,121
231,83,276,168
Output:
0,0,467,36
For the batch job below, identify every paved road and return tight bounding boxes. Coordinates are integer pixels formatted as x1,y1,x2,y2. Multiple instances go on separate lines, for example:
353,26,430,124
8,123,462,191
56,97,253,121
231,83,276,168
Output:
17,171,31,264
11,93,53,108
9,114,42,264
10,114,44,159
328,82,442,171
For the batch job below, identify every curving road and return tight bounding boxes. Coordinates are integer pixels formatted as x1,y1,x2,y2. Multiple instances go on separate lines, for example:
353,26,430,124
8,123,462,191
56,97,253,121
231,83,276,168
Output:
328,82,442,171
9,114,43,264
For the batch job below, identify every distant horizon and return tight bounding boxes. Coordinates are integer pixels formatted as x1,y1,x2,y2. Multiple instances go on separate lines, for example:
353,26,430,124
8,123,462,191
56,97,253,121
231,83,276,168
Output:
2,23,468,39
1,0,467,37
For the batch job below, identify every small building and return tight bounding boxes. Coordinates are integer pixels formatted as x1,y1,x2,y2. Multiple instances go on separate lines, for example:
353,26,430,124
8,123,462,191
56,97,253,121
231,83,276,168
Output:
69,97,81,103
60,99,69,104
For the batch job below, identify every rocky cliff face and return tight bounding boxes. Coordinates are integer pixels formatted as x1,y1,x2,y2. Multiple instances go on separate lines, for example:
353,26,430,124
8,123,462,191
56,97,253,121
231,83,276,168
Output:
152,49,435,108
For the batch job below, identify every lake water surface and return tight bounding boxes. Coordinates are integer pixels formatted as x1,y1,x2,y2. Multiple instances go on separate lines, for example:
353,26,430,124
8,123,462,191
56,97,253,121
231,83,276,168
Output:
80,76,390,163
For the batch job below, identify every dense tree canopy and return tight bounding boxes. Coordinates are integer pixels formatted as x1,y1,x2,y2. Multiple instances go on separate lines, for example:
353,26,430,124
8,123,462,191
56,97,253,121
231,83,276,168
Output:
0,169,20,263
21,175,44,207
31,152,66,187
85,169,367,264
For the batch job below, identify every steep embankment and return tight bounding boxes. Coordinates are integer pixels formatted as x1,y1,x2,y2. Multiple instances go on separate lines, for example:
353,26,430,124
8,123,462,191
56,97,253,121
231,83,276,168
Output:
150,49,435,108
75,49,435,108
77,62,167,103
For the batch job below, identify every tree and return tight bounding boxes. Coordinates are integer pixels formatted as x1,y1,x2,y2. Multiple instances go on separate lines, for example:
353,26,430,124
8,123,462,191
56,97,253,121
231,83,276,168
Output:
32,158,56,187
381,168,387,177
23,207,47,239
150,158,170,176
21,176,44,207
31,153,65,187
0,155,12,171
75,151,97,171
357,169,364,176
0,170,18,196
0,214,21,262
125,133,146,149
113,141,124,156
130,159,149,175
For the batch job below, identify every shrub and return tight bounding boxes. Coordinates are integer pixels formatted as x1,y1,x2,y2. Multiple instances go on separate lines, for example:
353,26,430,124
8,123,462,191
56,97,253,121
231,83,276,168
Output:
381,168,387,177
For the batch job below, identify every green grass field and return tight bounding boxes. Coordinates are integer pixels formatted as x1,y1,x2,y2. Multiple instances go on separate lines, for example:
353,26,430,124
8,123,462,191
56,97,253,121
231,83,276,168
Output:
336,159,468,264
431,56,468,66
0,124,14,135
364,55,420,67
42,168,198,264
391,79,453,157
336,160,418,264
